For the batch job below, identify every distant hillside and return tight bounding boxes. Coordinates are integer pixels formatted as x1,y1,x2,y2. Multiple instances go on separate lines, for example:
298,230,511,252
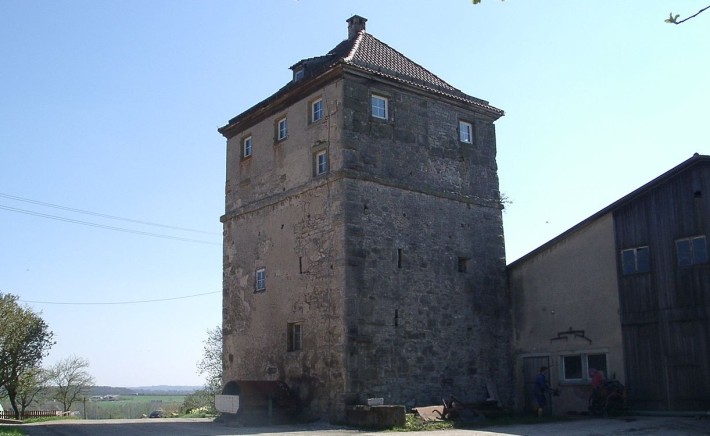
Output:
89,385,200,396
131,386,201,395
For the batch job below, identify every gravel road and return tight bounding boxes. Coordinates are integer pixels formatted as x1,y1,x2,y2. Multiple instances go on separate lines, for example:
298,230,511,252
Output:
7,415,710,436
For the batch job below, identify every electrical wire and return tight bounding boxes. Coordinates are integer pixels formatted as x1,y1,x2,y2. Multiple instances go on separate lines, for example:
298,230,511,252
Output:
0,204,220,246
0,192,219,235
20,290,220,305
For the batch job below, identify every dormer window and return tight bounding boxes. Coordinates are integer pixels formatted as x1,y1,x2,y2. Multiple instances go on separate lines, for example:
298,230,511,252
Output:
294,68,305,82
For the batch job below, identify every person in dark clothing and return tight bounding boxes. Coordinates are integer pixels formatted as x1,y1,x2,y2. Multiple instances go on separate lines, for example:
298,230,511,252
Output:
533,366,549,416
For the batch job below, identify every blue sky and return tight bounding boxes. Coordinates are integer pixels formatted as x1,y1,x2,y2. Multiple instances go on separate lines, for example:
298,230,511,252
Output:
1,1,708,387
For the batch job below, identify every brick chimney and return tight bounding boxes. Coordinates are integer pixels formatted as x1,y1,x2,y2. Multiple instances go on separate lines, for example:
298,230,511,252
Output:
347,15,367,39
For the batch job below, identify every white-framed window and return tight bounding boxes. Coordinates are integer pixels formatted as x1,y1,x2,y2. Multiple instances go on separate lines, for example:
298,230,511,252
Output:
293,68,304,82
371,94,388,120
311,98,323,123
277,117,288,141
561,352,608,382
255,268,266,292
287,322,302,351
621,246,650,275
459,121,473,143
315,150,328,176
676,235,708,266
242,135,252,158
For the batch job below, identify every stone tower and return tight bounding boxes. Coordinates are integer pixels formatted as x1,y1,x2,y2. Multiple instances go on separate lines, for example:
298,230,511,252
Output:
218,15,510,421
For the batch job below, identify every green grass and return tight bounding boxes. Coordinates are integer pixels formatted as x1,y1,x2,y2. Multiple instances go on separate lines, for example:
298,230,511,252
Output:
0,428,24,436
22,416,80,424
388,414,454,432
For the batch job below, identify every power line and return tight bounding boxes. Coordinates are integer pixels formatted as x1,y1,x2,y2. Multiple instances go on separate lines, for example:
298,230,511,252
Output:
0,192,219,235
0,204,220,246
20,291,220,305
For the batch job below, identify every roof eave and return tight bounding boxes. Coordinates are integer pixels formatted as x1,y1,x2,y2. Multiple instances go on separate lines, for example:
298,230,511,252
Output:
507,153,710,269
218,65,345,139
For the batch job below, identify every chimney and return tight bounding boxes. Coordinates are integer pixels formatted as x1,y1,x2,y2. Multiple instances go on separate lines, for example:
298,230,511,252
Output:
347,15,367,39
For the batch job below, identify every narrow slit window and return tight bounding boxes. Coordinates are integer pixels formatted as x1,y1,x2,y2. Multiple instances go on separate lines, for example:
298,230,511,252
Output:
397,248,402,269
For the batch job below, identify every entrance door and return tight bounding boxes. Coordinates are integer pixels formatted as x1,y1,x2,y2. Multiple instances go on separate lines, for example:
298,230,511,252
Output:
523,356,550,413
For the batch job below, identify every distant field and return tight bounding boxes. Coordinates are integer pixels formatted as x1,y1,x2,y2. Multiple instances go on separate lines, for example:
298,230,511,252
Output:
84,395,186,419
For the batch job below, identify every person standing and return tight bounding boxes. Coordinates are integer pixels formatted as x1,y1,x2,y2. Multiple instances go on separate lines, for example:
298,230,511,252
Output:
533,366,550,416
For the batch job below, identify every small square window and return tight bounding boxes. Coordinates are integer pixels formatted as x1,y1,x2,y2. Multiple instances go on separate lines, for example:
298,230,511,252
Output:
277,117,288,141
371,95,388,120
562,355,583,380
676,235,708,266
621,246,650,275
255,268,266,292
242,136,252,158
459,121,473,143
293,68,304,82
315,150,328,176
287,322,302,351
311,99,323,123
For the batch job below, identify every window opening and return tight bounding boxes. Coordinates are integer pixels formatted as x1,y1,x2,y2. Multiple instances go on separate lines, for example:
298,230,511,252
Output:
621,246,650,275
242,136,252,158
255,268,266,292
312,98,323,122
277,117,288,141
459,121,473,143
371,95,388,119
676,235,708,266
287,322,302,351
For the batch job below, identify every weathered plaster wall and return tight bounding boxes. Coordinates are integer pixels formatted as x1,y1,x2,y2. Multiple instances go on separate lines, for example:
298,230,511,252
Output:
509,213,624,415
222,80,349,417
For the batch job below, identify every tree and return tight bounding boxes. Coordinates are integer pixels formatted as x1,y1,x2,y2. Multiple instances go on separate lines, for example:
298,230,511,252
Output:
665,5,710,24
469,1,710,24
0,292,55,419
48,356,95,413
2,366,50,419
196,326,222,412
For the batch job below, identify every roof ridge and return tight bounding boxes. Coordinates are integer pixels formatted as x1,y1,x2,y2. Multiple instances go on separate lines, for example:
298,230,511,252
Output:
343,31,365,62
347,32,458,92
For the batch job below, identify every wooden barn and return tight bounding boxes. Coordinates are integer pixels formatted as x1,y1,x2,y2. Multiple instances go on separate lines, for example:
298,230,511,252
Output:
509,154,710,414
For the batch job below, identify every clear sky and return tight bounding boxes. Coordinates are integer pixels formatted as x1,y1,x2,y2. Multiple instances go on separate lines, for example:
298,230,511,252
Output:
1,1,708,387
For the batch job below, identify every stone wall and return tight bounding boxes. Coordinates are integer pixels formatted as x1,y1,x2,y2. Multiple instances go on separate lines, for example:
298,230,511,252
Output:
221,72,511,421
340,75,512,409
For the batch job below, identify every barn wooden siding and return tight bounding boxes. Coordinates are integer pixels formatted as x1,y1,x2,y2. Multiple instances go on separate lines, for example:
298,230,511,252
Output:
614,159,710,411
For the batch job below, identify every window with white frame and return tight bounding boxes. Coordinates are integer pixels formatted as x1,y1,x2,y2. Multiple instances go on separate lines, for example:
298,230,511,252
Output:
459,121,473,143
242,135,252,158
621,246,650,275
315,150,328,176
371,94,388,120
293,68,304,82
311,98,323,123
676,235,708,266
561,352,608,382
255,268,266,292
287,322,302,351
277,117,288,141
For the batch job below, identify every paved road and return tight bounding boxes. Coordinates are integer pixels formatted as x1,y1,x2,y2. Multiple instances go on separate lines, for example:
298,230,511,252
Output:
7,416,710,435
